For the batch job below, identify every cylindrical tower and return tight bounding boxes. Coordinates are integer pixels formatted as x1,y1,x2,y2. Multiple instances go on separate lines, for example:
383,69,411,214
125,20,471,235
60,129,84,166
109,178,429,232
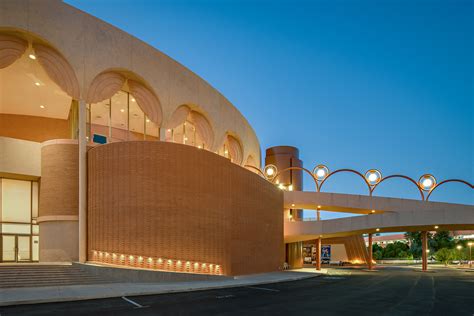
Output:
265,146,304,268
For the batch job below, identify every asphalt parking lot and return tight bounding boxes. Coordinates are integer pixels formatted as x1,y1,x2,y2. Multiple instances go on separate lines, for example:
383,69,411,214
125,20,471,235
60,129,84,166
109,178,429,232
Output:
1,266,473,316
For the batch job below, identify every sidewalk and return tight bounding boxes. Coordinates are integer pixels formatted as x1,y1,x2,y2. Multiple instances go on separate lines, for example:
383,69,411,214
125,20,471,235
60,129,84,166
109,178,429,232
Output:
0,269,323,307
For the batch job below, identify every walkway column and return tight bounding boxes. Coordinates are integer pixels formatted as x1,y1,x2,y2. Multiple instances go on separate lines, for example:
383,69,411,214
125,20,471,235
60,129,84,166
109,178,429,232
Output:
315,237,322,271
78,99,87,263
421,231,428,272
368,233,373,270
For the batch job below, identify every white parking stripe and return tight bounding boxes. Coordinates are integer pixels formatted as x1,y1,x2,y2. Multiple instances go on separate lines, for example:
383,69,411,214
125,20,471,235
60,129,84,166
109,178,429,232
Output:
121,296,146,308
246,286,280,292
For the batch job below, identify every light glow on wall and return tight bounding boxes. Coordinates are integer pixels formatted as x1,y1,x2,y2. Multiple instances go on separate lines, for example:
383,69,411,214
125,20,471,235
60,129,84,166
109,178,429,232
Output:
90,250,222,275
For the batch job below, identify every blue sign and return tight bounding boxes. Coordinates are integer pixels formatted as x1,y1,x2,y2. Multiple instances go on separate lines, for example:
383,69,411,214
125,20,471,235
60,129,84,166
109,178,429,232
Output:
93,134,107,144
321,245,331,261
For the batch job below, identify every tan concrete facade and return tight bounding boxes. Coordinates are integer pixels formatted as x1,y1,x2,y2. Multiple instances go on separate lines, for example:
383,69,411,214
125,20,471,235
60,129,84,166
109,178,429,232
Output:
87,141,284,276
0,0,261,163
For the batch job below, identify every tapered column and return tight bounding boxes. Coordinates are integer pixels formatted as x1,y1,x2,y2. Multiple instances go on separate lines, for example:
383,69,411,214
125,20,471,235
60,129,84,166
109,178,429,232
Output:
315,237,322,271
78,99,87,263
421,231,428,271
368,233,373,270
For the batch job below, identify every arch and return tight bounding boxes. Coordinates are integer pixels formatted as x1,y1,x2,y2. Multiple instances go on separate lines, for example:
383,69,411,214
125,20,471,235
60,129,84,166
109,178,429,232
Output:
85,71,126,104
272,166,318,191
188,111,214,149
318,169,371,194
244,165,265,177
128,79,162,125
0,34,27,69
245,155,259,169
33,43,80,99
371,175,424,200
426,179,473,201
165,105,191,130
226,134,243,165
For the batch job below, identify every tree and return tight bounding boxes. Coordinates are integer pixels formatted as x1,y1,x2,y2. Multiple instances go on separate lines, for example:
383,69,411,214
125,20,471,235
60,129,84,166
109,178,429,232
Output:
405,231,434,258
432,231,454,251
435,248,455,266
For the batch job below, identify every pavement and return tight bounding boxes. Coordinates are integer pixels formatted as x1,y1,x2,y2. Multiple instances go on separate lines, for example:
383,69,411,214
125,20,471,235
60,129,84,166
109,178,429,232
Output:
1,266,473,315
0,269,323,307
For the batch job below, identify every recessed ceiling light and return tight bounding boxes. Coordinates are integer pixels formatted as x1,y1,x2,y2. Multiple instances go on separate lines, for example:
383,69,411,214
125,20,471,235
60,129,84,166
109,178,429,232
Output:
39,105,45,109
376,228,380,232
146,119,150,123
371,210,375,213
131,98,136,102
35,82,40,86
120,109,125,113
29,54,36,60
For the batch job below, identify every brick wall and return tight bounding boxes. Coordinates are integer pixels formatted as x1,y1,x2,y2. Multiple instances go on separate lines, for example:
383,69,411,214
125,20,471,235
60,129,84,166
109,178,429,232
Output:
87,141,284,276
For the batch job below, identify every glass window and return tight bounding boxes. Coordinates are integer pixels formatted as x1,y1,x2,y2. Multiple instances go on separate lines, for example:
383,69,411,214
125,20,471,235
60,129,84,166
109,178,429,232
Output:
2,179,31,223
111,91,129,141
129,96,145,139
32,182,39,219
32,236,39,261
2,223,31,234
32,224,39,235
90,99,110,142
145,117,159,140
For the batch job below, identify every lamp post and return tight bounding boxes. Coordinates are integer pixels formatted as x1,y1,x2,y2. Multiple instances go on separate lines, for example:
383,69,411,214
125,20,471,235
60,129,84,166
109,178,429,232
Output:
468,242,473,269
456,245,463,265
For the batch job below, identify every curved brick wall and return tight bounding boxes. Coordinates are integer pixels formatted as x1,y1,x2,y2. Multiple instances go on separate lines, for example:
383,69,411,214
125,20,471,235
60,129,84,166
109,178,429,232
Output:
39,141,79,217
87,141,283,276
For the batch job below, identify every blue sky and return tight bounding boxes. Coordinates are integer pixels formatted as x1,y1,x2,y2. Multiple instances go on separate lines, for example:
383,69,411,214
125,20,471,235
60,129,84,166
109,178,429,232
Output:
66,0,473,216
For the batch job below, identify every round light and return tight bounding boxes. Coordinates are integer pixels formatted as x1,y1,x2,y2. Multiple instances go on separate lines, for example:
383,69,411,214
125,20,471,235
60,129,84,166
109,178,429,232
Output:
365,169,382,186
312,165,329,181
418,174,436,191
264,164,277,179
456,245,462,250
434,225,439,229
28,54,36,60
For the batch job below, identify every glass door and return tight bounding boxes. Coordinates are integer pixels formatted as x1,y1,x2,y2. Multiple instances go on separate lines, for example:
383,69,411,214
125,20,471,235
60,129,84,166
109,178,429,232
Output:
1,235,31,262
2,235,16,262
17,236,31,261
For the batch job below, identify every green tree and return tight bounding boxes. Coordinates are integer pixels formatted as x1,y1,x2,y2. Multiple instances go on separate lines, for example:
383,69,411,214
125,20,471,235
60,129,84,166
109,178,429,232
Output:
432,231,454,251
435,248,455,266
405,231,434,259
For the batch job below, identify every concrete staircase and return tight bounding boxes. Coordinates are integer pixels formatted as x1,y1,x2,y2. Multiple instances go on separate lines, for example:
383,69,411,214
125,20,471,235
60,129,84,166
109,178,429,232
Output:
0,264,115,288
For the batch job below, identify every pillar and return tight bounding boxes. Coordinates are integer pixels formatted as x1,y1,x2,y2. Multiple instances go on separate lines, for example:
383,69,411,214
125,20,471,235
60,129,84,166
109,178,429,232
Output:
286,242,303,269
315,237,322,271
78,99,87,263
421,231,428,271
368,233,373,270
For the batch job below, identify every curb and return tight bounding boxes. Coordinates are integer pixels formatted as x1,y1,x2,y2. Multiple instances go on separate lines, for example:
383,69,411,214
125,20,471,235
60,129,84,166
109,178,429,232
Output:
0,273,320,307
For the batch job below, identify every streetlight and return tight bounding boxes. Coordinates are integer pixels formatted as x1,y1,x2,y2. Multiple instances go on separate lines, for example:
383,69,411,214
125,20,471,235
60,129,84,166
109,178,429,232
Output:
418,174,437,191
264,164,277,180
456,245,463,265
365,169,382,186
313,165,329,181
468,242,473,269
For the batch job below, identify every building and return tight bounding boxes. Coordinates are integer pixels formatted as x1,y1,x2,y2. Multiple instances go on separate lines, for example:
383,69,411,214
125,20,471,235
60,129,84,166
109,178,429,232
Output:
1,1,472,277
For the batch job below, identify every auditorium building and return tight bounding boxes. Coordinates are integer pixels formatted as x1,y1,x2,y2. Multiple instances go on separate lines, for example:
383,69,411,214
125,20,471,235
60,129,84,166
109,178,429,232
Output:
0,1,373,276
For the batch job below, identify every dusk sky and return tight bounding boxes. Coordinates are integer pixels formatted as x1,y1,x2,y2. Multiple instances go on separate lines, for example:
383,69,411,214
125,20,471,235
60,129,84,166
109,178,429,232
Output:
66,0,473,217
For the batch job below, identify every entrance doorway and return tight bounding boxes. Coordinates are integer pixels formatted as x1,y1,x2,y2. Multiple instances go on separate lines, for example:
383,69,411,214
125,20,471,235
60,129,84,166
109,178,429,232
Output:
1,235,33,262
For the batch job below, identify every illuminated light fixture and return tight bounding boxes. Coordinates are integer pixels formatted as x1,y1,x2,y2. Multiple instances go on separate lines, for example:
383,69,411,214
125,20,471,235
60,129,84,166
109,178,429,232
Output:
148,257,152,262
426,249,430,253
129,255,134,260
120,109,125,113
35,82,40,86
288,214,293,219
186,261,190,265
418,174,436,191
434,225,439,229
167,259,172,264
291,203,295,207
202,263,206,267
146,119,150,123
197,145,202,149
456,245,462,250
138,256,143,262
158,258,163,263
184,137,188,141
120,254,125,259
93,251,97,255
313,165,329,181
177,260,182,265
376,228,380,232
194,262,199,267
105,252,110,257
371,210,375,213
264,164,277,180
131,98,136,102
167,129,171,132
224,150,228,154
365,169,382,186
28,53,36,60
40,105,45,109
210,264,213,268
278,183,285,190
317,205,321,209
288,184,293,191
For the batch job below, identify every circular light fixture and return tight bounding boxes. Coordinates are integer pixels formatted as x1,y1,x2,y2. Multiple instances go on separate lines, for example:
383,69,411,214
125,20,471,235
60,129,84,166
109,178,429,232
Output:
264,164,277,179
39,105,45,109
376,228,380,232
418,174,436,191
28,53,36,60
313,165,329,181
365,169,382,186
434,225,439,229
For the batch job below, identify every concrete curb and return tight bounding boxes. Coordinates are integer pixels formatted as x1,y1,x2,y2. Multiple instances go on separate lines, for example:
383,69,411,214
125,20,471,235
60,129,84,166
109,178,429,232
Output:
0,272,321,307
